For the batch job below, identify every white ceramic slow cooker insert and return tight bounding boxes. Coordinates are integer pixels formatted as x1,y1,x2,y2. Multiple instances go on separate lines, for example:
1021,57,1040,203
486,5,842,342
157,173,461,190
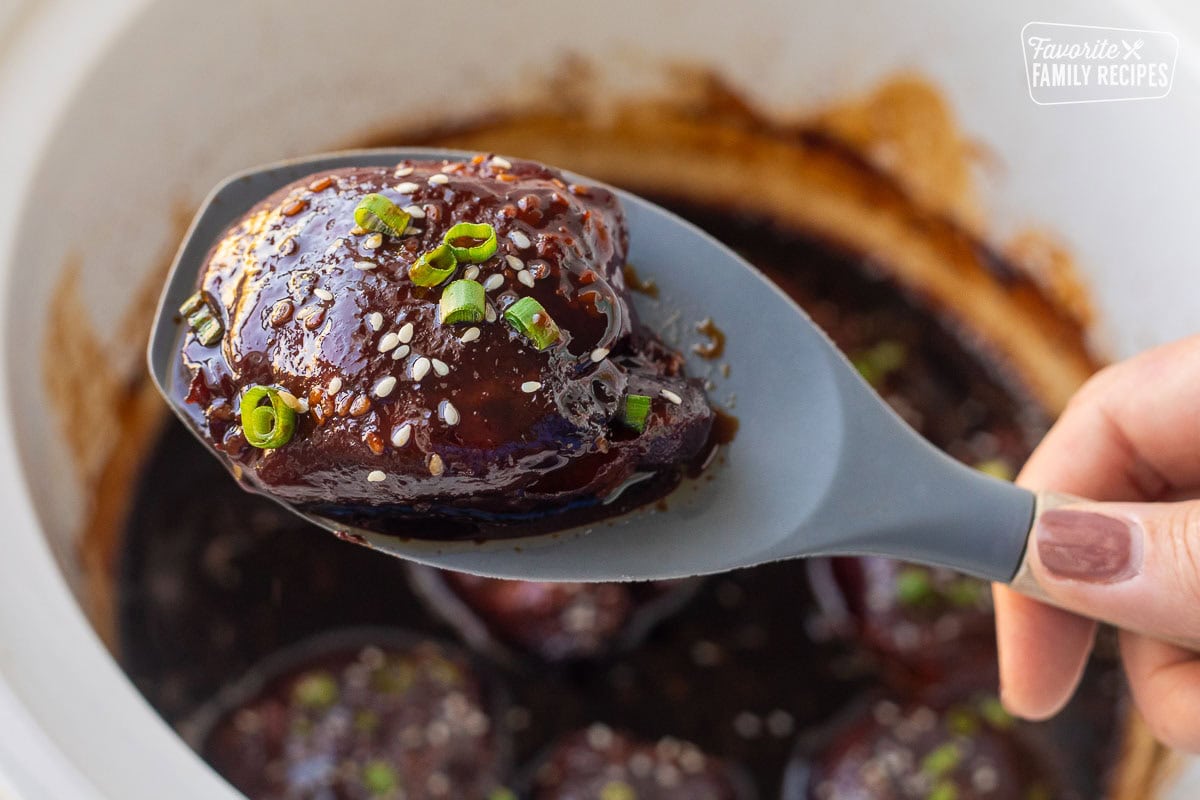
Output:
2,1,1200,797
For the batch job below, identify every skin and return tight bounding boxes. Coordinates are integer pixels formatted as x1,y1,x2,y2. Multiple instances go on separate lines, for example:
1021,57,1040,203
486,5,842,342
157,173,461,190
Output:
993,333,1200,751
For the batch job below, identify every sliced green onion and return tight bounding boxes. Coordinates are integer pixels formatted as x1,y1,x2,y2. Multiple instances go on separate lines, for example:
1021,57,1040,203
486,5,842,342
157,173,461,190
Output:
852,339,907,387
921,742,962,779
894,567,934,607
354,193,410,237
503,296,561,350
443,221,498,263
619,394,652,433
979,696,1014,730
179,291,207,317
180,291,224,346
362,760,398,795
240,385,297,449
439,279,485,324
974,459,1014,481
293,671,338,709
410,243,458,287
190,311,224,346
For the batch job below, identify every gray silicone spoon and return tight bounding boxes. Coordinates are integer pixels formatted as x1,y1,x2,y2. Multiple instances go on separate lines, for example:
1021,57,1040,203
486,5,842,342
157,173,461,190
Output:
148,148,1142,642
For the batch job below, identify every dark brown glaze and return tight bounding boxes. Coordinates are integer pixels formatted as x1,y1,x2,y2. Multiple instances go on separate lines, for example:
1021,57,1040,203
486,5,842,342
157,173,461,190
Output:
808,558,997,694
408,564,698,662
531,726,752,800
785,696,1074,800
196,635,510,800
176,158,713,539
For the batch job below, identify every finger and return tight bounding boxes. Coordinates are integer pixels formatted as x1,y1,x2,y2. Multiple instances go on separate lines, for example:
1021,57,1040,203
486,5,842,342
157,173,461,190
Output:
1021,333,1200,502
1027,499,1200,644
992,583,1095,719
1120,631,1200,752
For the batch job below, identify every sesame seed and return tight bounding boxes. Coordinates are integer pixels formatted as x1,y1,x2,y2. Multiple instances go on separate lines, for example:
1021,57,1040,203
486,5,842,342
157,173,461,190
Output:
509,231,531,249
349,225,368,236
483,274,504,292
733,712,762,739
403,227,422,237
354,260,377,270
314,288,334,301
485,304,497,323
463,265,480,281
403,204,425,219
276,236,297,256
766,710,795,738
276,390,300,411
367,470,386,483
396,181,420,194
394,165,414,177
378,332,400,352
517,270,535,288
367,312,384,331
428,173,450,186
490,156,512,169
441,401,460,426
325,239,345,256
505,254,524,270
391,344,410,361
327,377,343,394
363,233,383,250
590,347,610,363
428,454,445,476
586,724,614,750
374,376,397,398
661,389,683,405
398,322,414,343
412,357,431,381
431,358,449,377
630,753,654,778
461,327,480,343
521,381,542,393
391,424,412,447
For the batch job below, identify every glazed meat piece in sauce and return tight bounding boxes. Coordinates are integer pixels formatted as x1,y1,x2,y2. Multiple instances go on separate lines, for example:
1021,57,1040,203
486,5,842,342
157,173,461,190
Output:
810,557,997,692
177,157,714,540
788,696,1072,800
409,565,695,661
197,637,510,800
531,726,751,800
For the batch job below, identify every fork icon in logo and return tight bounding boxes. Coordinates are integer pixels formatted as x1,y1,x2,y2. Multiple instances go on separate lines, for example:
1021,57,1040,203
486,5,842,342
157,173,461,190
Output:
1123,38,1145,60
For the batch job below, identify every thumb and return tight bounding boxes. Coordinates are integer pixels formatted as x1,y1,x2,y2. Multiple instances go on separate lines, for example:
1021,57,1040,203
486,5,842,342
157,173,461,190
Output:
1028,500,1200,644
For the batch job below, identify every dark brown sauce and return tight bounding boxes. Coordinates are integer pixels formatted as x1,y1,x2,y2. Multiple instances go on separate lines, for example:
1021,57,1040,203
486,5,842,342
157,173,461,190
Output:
118,205,1114,799
693,318,727,360
622,263,660,298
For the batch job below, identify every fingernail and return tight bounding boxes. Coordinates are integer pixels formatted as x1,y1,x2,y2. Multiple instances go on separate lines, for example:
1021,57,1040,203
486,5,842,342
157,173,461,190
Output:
1036,509,1140,583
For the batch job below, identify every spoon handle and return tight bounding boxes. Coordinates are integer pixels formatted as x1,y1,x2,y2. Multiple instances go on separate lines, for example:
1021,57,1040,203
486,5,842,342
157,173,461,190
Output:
1009,491,1199,652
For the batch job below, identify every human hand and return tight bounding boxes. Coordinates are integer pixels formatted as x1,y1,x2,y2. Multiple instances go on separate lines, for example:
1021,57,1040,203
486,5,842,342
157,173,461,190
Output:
993,334,1200,751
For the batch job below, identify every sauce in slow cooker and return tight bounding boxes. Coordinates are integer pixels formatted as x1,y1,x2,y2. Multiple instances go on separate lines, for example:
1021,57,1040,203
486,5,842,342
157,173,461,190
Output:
120,205,1120,798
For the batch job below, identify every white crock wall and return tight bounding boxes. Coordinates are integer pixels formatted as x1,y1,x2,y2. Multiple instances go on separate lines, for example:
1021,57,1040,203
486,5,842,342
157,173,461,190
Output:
1,1,1199,798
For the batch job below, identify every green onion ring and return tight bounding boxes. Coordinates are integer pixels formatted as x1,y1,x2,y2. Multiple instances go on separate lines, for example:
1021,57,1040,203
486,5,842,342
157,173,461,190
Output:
180,291,224,346
354,193,411,237
503,296,561,350
443,222,498,263
439,279,486,324
619,394,652,433
409,243,458,287
240,385,297,449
